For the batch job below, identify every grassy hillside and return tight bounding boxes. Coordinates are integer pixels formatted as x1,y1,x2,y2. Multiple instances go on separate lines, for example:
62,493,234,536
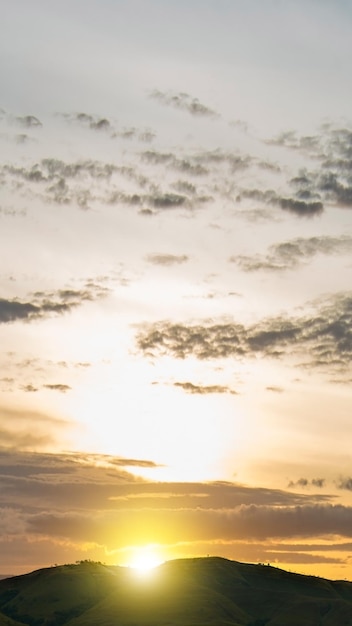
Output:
0,557,352,626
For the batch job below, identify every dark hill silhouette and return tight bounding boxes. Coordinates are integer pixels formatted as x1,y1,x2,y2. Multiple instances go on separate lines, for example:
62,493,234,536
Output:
0,557,352,625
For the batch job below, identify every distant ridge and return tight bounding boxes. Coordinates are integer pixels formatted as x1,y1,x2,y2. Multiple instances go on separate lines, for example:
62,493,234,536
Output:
0,557,352,625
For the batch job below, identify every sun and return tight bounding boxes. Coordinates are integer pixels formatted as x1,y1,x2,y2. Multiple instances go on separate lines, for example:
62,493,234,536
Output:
127,547,164,574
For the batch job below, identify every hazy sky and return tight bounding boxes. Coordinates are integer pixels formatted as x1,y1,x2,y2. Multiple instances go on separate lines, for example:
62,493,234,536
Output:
2,0,352,579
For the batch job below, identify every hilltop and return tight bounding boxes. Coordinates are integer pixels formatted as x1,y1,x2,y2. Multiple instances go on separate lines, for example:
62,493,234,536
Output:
0,557,352,625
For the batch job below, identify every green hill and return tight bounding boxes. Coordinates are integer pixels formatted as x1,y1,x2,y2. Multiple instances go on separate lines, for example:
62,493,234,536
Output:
0,557,352,625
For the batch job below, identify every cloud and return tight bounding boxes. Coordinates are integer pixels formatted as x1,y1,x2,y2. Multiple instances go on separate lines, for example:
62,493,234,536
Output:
173,382,237,395
337,477,352,491
43,384,71,393
61,112,111,132
150,90,219,118
136,292,352,373
151,192,187,209
110,189,208,213
317,172,352,207
2,448,347,571
26,503,352,548
238,189,324,218
265,124,352,211
266,131,321,154
0,280,109,324
109,457,160,468
230,235,352,272
141,150,209,176
146,254,189,266
89,118,111,132
21,384,38,393
288,478,325,489
60,112,156,143
312,478,326,488
15,115,42,128
0,407,70,451
276,196,323,217
3,158,120,208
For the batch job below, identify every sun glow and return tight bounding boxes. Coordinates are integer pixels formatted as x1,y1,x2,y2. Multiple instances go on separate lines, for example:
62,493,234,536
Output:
127,547,164,573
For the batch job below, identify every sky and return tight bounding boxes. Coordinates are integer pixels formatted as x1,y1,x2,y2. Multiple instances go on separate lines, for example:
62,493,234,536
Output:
1,0,352,580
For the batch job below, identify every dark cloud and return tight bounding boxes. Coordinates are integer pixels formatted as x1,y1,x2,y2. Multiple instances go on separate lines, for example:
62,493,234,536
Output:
231,235,352,272
109,189,209,213
312,478,326,488
0,280,109,324
89,118,110,131
337,477,352,491
26,503,352,547
109,457,160,468
2,448,347,572
2,158,124,209
21,384,38,393
139,208,155,216
172,180,197,195
141,150,209,176
136,292,352,373
43,384,71,393
61,112,111,132
0,299,40,323
151,192,187,209
317,171,352,207
266,386,284,393
174,382,237,395
137,130,156,143
69,112,95,125
266,131,321,154
60,112,156,143
150,90,219,118
15,115,42,128
265,124,352,212
276,196,323,216
238,188,324,217
287,478,325,489
146,254,189,266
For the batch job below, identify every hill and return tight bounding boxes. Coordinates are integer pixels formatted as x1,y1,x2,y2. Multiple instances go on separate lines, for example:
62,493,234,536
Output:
0,557,352,625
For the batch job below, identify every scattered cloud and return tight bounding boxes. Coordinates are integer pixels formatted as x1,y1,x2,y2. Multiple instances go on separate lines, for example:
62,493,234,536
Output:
238,189,324,218
0,280,110,324
146,254,189,266
230,235,352,272
136,292,352,374
337,477,352,491
21,384,38,393
173,382,237,395
15,115,42,128
150,90,219,118
288,478,326,489
43,384,71,393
